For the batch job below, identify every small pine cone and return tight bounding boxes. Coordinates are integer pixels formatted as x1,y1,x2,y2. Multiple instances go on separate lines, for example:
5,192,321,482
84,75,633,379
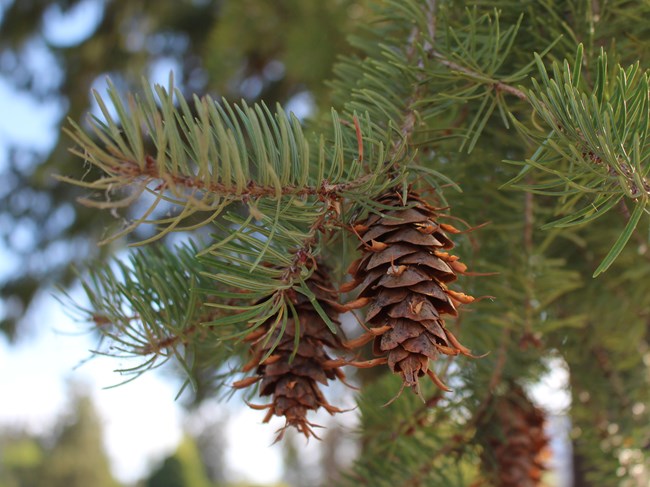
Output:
233,265,345,440
344,189,475,395
481,387,549,487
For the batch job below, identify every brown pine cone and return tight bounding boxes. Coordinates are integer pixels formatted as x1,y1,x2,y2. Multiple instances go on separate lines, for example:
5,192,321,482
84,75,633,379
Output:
480,386,549,487
233,265,346,440
343,189,475,397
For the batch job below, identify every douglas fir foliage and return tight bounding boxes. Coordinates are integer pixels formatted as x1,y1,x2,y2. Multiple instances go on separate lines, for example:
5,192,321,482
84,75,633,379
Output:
60,0,650,485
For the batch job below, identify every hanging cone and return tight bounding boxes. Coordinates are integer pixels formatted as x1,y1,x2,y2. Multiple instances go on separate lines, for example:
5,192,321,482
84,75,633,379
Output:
480,386,549,487
344,189,475,396
233,265,346,440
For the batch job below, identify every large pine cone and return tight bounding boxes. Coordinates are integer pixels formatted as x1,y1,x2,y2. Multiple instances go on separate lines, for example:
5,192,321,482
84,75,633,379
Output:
233,265,345,440
344,189,475,395
480,387,549,487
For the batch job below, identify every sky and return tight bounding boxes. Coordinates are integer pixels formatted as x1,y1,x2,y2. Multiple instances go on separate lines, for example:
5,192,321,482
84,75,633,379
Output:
0,1,573,485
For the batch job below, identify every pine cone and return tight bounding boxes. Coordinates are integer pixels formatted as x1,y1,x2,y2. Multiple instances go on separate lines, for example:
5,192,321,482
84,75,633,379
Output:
233,265,345,440
343,189,475,396
481,387,549,487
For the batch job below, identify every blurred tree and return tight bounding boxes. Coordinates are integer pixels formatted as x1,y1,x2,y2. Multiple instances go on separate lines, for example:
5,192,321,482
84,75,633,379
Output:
0,392,118,487
319,422,355,486
0,0,361,339
192,417,227,485
39,393,119,487
143,437,212,487
281,433,311,487
145,456,186,487
0,432,43,487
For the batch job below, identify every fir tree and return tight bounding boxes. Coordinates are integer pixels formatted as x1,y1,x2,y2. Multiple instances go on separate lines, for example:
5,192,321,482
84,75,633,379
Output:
41,395,119,487
59,0,650,485
143,437,212,487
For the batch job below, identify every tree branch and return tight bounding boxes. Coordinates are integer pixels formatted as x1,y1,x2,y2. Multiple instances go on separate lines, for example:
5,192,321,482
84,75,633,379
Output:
429,51,529,101
96,154,373,203
392,0,438,157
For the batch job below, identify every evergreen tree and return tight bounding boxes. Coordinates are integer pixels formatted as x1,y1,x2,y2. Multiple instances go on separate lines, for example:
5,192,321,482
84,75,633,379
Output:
191,417,227,485
58,0,650,485
0,393,119,487
143,437,212,487
0,433,43,487
39,394,119,487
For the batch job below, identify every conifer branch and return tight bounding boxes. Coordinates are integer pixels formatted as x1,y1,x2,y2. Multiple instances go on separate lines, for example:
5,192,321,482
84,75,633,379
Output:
97,154,375,201
396,0,437,148
57,3,650,475
407,8,549,153
505,46,650,274
429,51,529,101
67,243,248,387
63,79,394,245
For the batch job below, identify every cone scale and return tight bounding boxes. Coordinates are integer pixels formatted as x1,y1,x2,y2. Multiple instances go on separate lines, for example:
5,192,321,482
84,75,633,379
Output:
344,189,475,396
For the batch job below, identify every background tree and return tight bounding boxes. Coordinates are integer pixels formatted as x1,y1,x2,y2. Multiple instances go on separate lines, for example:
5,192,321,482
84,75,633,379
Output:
0,391,119,487
190,416,227,485
143,437,212,487
7,0,650,486
0,432,43,487
39,392,119,487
